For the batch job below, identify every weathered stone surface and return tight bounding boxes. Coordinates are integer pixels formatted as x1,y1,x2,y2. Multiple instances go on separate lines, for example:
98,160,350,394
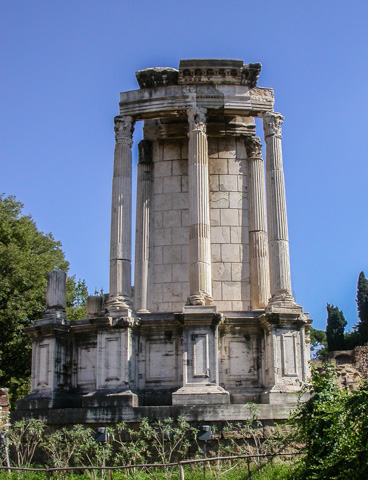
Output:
107,115,134,315
187,107,213,306
136,67,179,89
18,58,312,425
44,270,67,321
13,403,297,426
178,59,262,88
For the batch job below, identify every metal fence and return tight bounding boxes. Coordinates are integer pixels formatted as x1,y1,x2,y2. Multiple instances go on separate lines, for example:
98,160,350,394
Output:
0,451,301,479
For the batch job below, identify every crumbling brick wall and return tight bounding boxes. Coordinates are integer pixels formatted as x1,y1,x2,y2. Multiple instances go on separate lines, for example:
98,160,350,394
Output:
353,346,368,378
0,388,9,411
0,388,9,426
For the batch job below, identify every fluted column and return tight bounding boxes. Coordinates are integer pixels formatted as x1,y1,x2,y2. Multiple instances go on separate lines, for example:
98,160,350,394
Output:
107,115,135,315
134,140,153,313
263,112,293,302
187,107,213,306
245,136,270,309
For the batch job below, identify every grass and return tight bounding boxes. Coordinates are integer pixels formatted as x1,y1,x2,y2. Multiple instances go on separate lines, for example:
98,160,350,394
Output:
0,460,295,479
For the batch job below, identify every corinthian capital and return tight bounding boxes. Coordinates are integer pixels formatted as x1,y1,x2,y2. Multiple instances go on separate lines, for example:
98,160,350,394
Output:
263,112,284,138
245,136,263,158
187,107,207,133
114,116,135,145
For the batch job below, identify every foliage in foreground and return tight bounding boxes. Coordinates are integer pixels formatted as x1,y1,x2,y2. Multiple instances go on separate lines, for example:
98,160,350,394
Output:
5,367,368,479
0,461,294,480
0,415,295,479
289,363,368,480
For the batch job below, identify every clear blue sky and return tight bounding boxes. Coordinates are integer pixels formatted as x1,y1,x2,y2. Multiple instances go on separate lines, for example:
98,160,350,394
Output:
1,0,368,331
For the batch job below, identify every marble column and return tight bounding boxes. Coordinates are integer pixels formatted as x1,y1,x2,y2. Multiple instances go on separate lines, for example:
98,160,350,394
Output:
263,112,293,302
134,140,153,313
187,107,213,306
245,136,270,309
107,115,135,315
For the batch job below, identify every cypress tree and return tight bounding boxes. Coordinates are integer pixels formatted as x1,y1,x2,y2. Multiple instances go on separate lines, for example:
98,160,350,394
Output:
326,304,347,351
356,271,368,344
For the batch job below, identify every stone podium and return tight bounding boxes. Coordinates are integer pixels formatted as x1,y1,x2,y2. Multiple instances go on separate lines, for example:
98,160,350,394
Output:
15,59,312,425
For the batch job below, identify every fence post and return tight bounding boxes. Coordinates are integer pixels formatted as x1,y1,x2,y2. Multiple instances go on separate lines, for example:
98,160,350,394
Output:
179,463,185,480
247,457,252,480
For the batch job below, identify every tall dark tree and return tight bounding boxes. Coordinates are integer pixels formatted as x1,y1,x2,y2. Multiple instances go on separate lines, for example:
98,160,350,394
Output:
326,303,347,351
0,194,71,404
356,271,368,344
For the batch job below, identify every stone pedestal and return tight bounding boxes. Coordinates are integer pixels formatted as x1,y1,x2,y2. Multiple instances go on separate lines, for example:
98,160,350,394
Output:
82,315,139,406
172,306,230,405
28,270,69,398
260,306,311,404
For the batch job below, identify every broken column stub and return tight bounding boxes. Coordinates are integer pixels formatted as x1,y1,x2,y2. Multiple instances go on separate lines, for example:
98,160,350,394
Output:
44,270,67,321
172,306,230,405
86,296,103,318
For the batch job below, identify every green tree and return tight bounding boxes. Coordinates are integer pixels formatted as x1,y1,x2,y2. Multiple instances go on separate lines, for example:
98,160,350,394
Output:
0,194,69,404
310,327,328,359
344,329,361,350
356,271,368,344
326,304,346,352
0,194,90,407
289,364,368,480
66,275,88,321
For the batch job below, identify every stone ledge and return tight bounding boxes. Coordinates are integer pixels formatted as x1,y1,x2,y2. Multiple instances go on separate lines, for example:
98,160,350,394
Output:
172,385,230,405
12,403,296,426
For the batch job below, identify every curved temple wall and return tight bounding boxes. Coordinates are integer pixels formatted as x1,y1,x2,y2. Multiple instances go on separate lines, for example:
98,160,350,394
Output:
146,134,252,313
16,59,312,424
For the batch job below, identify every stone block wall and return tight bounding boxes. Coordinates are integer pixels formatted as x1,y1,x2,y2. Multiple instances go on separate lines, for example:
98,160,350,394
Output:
353,346,368,378
149,136,250,313
209,137,250,311
74,337,97,392
149,139,190,312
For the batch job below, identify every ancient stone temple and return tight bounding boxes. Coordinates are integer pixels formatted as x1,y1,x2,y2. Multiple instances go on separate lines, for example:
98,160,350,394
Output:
15,59,312,425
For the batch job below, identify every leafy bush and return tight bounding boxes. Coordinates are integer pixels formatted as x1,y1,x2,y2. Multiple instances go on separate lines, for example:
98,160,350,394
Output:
289,363,368,479
7,419,45,467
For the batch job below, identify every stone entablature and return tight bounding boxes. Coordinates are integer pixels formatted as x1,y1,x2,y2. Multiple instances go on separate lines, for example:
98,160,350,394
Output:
16,58,312,423
119,85,274,119
135,60,263,90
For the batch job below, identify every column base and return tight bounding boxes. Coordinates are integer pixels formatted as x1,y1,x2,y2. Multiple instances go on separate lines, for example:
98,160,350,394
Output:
260,387,310,405
106,295,132,317
172,385,230,405
267,293,303,315
187,293,214,306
